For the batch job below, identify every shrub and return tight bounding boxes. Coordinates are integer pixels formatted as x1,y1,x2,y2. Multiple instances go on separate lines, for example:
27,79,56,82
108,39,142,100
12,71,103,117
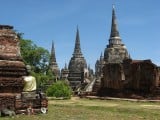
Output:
46,81,72,99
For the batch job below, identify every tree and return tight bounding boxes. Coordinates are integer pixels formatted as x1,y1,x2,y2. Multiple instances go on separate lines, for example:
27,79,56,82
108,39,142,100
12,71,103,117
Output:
20,39,50,73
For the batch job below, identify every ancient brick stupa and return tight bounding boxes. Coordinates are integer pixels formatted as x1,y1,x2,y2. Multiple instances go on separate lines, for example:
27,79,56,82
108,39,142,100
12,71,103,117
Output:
0,25,47,115
104,5,130,63
98,6,160,99
68,27,87,90
0,25,27,112
49,41,60,80
0,25,27,93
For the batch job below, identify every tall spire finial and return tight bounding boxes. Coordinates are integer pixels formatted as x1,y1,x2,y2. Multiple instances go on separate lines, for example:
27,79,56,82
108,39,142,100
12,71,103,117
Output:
108,5,122,46
73,26,82,57
49,41,60,79
50,41,56,63
104,5,130,63
100,52,103,60
112,4,115,9
100,52,103,57
77,25,79,30
110,5,120,38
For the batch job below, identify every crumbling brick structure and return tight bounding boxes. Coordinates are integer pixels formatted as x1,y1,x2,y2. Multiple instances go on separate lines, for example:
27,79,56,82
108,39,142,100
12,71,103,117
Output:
0,25,47,115
99,59,160,99
0,25,27,112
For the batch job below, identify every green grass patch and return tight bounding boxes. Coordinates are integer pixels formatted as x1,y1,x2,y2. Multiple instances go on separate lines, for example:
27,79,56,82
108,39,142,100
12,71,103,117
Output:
1,98,160,120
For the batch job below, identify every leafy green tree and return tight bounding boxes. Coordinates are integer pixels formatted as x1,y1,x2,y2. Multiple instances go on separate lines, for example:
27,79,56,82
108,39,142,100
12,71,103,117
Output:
46,81,72,99
19,39,50,73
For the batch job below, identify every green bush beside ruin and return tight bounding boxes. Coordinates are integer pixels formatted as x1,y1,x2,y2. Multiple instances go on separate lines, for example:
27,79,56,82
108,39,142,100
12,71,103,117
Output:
46,81,72,99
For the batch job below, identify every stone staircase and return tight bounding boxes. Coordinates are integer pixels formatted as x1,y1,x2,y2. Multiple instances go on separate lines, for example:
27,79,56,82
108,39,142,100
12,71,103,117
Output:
92,78,101,93
84,79,96,92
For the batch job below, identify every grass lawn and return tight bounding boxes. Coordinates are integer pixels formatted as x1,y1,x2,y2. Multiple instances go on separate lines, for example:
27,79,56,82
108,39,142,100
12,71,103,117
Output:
1,97,160,120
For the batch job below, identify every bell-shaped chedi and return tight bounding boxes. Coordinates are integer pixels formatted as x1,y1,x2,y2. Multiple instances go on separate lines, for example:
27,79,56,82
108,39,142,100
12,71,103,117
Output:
104,5,130,63
68,27,87,89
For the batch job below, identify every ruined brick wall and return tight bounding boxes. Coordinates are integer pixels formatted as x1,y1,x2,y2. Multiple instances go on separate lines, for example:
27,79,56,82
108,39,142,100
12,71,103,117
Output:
100,59,160,96
0,93,15,111
124,60,158,93
0,60,26,93
102,63,124,90
156,67,160,87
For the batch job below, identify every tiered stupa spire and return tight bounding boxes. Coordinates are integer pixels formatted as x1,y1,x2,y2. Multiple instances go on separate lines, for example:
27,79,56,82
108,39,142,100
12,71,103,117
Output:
68,26,87,89
50,41,57,63
104,5,130,63
49,41,60,79
109,5,122,46
73,26,83,58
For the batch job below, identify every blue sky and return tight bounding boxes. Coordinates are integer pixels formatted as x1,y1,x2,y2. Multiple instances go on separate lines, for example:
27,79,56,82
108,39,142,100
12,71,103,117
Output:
0,0,159,70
